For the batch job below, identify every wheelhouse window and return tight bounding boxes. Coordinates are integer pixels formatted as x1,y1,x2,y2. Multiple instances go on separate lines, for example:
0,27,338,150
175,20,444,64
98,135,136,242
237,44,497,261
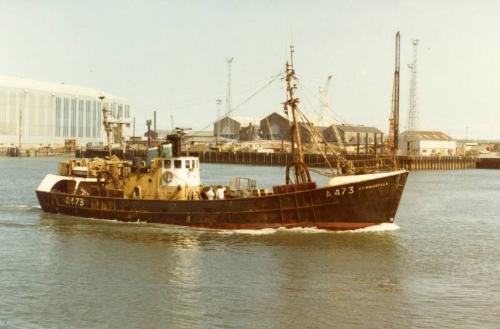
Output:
164,160,171,168
185,160,191,169
174,160,182,168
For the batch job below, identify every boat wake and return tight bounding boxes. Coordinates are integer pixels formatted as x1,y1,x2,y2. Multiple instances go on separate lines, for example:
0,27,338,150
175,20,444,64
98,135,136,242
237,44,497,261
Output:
340,222,400,233
218,223,400,235
0,204,42,211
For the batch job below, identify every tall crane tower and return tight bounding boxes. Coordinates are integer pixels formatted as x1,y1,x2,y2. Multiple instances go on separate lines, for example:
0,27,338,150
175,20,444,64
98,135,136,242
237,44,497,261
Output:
318,75,344,150
407,39,419,131
318,75,333,126
226,57,233,115
388,32,401,154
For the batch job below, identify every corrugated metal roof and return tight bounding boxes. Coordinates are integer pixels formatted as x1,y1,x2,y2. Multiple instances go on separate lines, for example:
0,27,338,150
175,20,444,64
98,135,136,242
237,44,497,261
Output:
400,130,453,141
333,124,382,134
0,75,127,102
229,116,259,126
260,112,289,122
146,130,214,138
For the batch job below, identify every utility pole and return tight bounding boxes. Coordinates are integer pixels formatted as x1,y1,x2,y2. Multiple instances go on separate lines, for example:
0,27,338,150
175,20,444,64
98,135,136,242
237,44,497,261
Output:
146,119,152,148
153,110,157,142
407,39,419,132
226,57,233,115
216,98,222,144
99,96,112,157
388,32,401,155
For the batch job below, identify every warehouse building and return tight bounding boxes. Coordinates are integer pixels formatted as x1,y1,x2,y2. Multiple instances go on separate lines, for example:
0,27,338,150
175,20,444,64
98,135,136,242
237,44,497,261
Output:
213,116,257,140
322,124,383,146
398,131,456,156
259,112,291,140
213,116,240,140
0,75,130,148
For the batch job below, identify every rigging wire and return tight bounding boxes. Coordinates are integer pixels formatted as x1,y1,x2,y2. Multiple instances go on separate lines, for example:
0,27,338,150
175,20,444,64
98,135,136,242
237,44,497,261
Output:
231,71,284,113
295,108,337,175
297,80,349,124
188,71,284,136
308,167,336,178
297,83,321,120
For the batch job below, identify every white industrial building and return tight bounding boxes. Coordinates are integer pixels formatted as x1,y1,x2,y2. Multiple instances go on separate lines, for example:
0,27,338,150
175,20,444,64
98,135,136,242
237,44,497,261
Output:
0,75,130,148
398,131,456,156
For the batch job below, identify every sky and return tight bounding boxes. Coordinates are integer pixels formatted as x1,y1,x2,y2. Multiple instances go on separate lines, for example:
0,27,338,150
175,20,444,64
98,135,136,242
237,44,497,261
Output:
1,0,499,139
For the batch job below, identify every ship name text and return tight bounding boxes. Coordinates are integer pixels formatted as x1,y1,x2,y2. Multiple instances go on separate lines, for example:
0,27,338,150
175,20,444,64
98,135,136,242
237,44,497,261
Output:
358,182,389,191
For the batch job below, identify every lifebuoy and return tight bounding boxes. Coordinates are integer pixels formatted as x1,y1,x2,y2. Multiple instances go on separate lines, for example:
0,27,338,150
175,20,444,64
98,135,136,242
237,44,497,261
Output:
162,171,174,184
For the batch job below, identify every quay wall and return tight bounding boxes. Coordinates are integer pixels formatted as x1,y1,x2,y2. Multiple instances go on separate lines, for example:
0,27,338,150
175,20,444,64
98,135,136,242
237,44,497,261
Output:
78,149,381,169
75,149,498,171
2,147,72,157
193,152,480,171
397,156,476,171
476,157,500,169
188,151,394,170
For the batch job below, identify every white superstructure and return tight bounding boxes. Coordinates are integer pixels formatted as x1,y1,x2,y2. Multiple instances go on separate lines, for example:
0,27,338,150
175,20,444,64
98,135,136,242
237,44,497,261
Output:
161,157,201,187
0,75,130,148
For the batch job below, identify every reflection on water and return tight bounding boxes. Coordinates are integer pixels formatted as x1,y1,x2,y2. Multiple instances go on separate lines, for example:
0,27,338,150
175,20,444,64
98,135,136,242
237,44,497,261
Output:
30,211,406,328
38,212,401,252
1,158,500,328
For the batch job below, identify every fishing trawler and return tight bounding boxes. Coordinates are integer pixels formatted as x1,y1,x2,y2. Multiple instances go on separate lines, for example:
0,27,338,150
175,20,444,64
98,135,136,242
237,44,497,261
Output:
36,53,408,231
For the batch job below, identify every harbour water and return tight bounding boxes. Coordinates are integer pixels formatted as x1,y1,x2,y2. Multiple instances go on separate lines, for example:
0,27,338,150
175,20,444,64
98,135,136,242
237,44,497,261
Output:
1,158,499,328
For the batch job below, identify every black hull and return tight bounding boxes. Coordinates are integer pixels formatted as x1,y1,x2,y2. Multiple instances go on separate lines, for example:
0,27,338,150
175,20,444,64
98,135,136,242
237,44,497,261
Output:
36,171,408,231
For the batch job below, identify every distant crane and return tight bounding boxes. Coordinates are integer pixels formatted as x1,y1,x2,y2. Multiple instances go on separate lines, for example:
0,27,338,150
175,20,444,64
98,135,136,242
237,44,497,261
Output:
318,75,344,150
318,75,332,126
407,39,419,131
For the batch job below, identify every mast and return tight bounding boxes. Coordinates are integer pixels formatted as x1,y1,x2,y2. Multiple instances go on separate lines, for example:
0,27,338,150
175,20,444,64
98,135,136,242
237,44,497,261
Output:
284,46,311,184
